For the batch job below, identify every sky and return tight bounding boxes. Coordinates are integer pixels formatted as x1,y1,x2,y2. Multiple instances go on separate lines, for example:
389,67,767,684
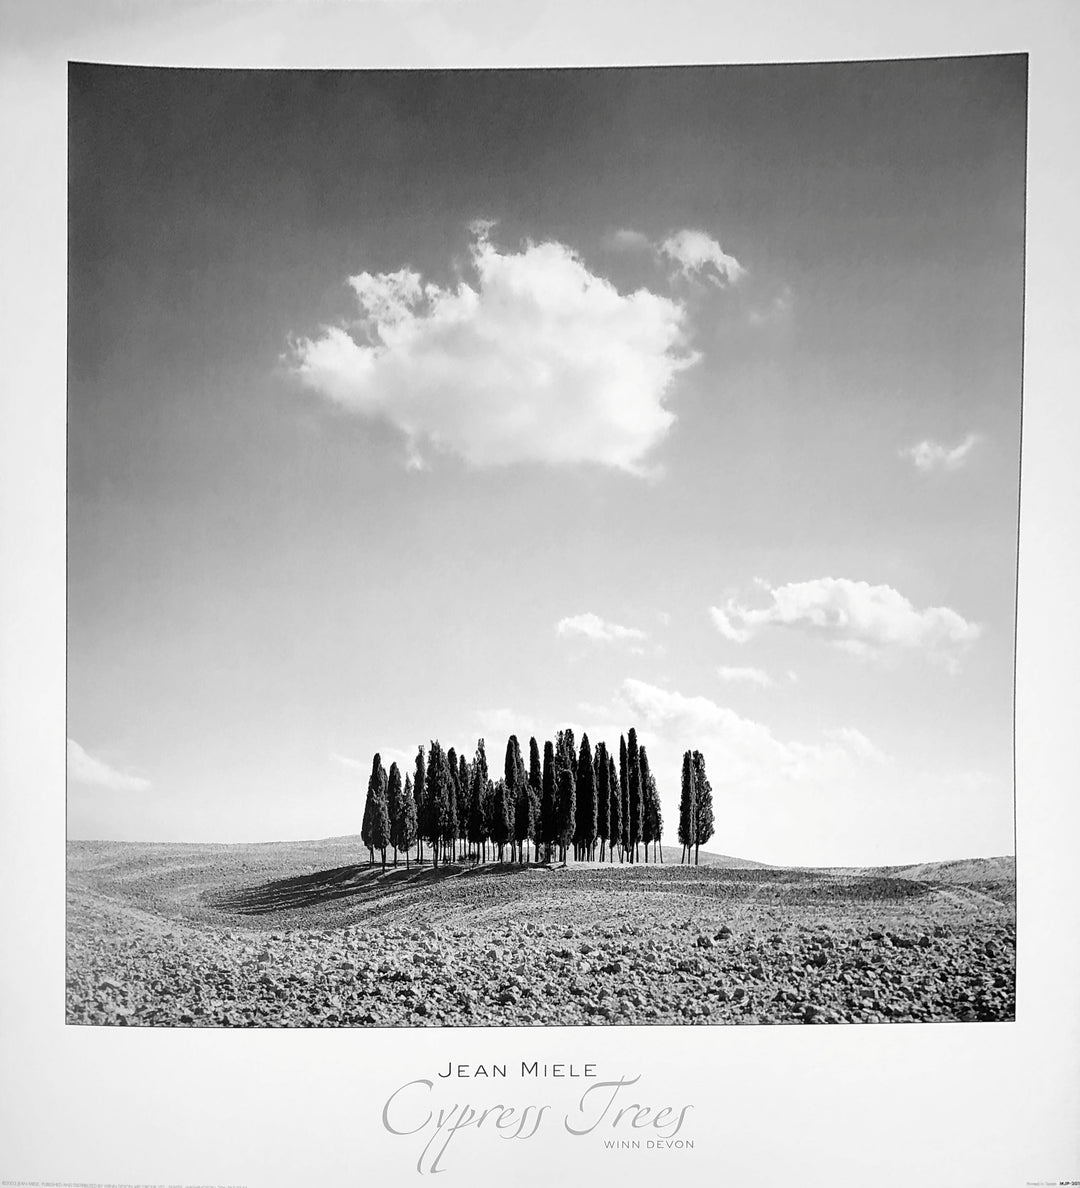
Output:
66,57,1026,865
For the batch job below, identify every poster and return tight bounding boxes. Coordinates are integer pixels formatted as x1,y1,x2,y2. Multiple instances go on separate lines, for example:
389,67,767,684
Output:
1,2,1077,1185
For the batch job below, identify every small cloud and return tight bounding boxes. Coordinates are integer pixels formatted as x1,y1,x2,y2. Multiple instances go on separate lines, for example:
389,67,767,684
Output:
717,665,774,688
824,727,890,764
900,433,980,472
67,739,150,792
556,612,647,645
749,285,793,326
711,577,981,669
330,751,368,773
708,605,752,644
659,229,745,286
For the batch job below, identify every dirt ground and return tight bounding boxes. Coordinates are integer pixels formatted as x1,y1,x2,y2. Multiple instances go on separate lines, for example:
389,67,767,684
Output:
66,838,1015,1027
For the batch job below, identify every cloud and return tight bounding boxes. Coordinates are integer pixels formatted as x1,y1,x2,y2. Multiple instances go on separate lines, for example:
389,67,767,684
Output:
293,224,698,475
717,665,774,688
709,605,752,643
477,707,536,741
659,229,745,286
617,678,882,788
67,739,150,792
556,612,647,645
749,285,793,326
824,727,891,764
900,433,980,472
710,577,981,668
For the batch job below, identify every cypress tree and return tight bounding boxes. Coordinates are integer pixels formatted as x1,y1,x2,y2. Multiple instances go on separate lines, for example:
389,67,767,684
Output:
398,772,418,869
528,737,542,861
555,767,575,865
362,753,385,866
607,753,621,864
413,746,426,864
504,736,527,862
425,741,449,868
458,752,470,863
386,761,403,866
539,739,557,863
678,750,696,864
692,750,715,865
595,741,610,862
370,757,391,871
649,765,663,862
467,757,485,862
446,747,460,866
473,739,490,862
514,783,535,864
639,746,656,863
627,727,642,863
490,777,512,861
574,734,597,860
618,735,629,861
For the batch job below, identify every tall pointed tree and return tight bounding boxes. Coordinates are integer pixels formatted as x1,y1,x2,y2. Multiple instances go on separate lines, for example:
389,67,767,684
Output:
369,755,391,871
618,734,629,862
386,761,403,866
607,753,621,864
627,727,642,863
490,777,512,861
678,749,697,865
574,734,598,860
539,739,557,863
397,772,418,869
413,746,426,865
458,752,470,863
639,746,658,863
504,736,527,862
362,753,386,866
692,750,715,865
595,740,610,862
446,746,460,865
424,741,449,868
555,767,575,865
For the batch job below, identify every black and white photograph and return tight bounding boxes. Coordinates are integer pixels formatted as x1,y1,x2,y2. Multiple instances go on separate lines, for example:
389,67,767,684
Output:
65,56,1024,1030
4,2,1079,1185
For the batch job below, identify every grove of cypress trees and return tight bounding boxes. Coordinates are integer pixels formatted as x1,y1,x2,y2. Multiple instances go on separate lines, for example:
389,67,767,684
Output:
398,772,418,869
595,740,610,862
627,727,642,863
678,749,696,864
386,761,403,866
539,739,557,863
574,734,597,860
692,750,715,865
607,753,621,864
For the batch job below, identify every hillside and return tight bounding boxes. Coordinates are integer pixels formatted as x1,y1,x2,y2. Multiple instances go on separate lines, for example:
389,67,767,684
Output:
66,836,1015,1028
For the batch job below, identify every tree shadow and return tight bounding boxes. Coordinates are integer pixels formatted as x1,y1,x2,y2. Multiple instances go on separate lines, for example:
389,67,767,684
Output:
210,861,468,915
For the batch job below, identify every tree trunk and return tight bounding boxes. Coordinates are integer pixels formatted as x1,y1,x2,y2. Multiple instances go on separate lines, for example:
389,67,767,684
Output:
694,842,700,865
380,848,386,871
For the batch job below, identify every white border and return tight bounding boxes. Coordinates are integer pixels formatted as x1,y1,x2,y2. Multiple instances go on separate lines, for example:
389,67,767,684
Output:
1,2,1077,1185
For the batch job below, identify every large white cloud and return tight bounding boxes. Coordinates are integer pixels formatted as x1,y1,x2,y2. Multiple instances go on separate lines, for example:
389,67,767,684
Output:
617,678,879,788
556,612,647,645
900,433,980,472
67,739,150,792
293,226,698,474
710,578,981,667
